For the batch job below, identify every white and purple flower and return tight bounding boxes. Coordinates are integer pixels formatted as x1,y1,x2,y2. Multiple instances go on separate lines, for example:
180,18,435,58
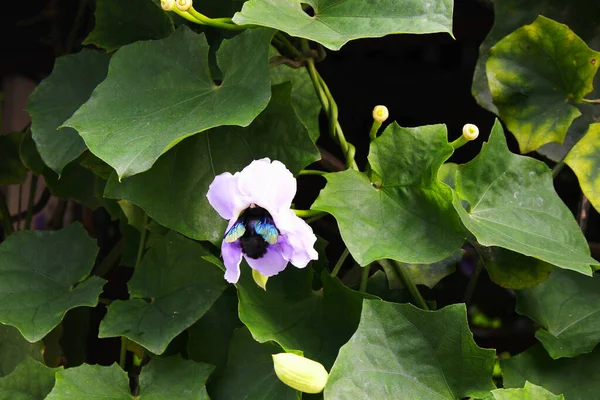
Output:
207,158,318,283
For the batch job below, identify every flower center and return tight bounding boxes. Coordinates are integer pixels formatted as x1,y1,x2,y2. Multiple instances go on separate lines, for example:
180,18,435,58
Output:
224,206,279,259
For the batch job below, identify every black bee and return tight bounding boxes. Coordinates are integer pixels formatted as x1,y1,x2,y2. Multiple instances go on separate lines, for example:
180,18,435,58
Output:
224,206,279,259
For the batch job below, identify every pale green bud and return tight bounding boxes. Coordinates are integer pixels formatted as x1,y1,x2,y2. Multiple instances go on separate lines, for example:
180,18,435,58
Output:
175,0,192,11
272,353,328,394
372,105,389,123
462,123,479,141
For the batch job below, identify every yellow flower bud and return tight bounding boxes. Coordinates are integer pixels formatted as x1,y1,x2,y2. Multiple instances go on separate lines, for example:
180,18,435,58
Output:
462,123,479,141
272,353,328,394
176,0,193,11
161,0,175,11
372,105,389,123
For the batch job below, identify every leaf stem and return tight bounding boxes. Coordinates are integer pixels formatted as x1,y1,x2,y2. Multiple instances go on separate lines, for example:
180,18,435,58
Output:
274,32,303,60
293,209,326,218
25,175,38,230
359,264,370,293
135,214,150,268
463,257,483,304
187,8,246,30
450,135,469,150
299,169,326,176
119,337,128,369
331,248,350,277
369,120,383,141
552,160,565,178
94,239,124,277
577,194,591,233
393,260,429,310
581,98,600,104
0,194,13,237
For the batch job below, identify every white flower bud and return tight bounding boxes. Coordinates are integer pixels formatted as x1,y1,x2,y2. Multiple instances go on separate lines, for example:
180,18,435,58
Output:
372,105,389,123
462,123,479,141
161,0,175,11
272,353,328,394
175,0,192,11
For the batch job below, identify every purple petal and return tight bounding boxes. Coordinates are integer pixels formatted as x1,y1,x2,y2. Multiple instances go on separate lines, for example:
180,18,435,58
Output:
244,245,289,277
207,172,251,220
273,209,318,268
237,158,296,215
222,241,243,283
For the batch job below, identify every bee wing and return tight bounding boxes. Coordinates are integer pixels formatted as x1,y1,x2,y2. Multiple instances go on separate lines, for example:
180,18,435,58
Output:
224,221,246,243
254,218,279,245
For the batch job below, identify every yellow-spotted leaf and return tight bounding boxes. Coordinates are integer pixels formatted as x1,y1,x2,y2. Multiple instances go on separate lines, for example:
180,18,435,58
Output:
565,123,600,213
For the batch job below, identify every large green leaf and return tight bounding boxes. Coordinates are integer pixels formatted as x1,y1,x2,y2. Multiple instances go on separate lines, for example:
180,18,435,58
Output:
491,382,564,400
46,363,131,400
381,251,463,290
502,345,600,399
44,162,105,210
98,231,228,354
478,246,553,290
325,300,496,399
486,16,600,153
0,357,58,400
453,120,597,275
565,123,600,213
0,325,43,377
516,269,600,358
209,327,297,400
238,265,372,369
84,0,174,52
64,26,274,179
233,0,454,50
313,123,465,266
0,223,104,342
0,132,27,185
26,49,110,175
472,0,600,114
104,83,319,244
138,356,213,400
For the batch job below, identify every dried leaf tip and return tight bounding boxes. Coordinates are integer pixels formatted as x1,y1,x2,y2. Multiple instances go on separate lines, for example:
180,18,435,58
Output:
272,353,329,394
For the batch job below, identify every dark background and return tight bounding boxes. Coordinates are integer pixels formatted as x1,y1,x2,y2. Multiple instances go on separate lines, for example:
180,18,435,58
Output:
1,0,598,363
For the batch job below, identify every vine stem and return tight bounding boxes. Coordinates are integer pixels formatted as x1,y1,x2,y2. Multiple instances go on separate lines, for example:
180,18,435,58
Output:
582,98,600,104
380,259,429,310
331,248,350,277
552,160,565,178
119,337,128,369
25,175,38,230
187,8,245,30
463,257,483,304
299,169,326,176
359,265,370,293
275,32,303,59
293,209,326,218
0,194,13,236
369,120,382,141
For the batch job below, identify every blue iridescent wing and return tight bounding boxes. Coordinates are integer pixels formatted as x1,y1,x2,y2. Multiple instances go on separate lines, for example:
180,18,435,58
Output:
224,221,246,243
254,218,279,244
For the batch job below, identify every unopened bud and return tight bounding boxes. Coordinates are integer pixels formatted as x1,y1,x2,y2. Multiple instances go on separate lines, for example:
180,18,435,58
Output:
462,123,479,141
176,0,192,11
161,0,175,10
372,105,389,123
272,353,328,394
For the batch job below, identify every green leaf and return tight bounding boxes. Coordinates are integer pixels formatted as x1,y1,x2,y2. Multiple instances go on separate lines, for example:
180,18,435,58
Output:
44,162,106,210
485,16,600,153
233,0,454,50
313,123,465,266
98,231,228,354
0,325,43,377
270,47,321,141
453,120,597,275
46,363,131,400
187,287,241,377
65,26,274,179
381,251,463,290
0,357,58,400
19,130,45,175
565,123,600,213
104,83,319,244
502,345,600,399
0,132,27,185
472,0,600,114
84,0,174,52
238,266,372,368
26,49,110,175
479,246,553,290
491,381,564,400
209,327,298,400
79,151,115,180
139,356,213,400
325,300,496,399
0,223,104,342
516,269,600,358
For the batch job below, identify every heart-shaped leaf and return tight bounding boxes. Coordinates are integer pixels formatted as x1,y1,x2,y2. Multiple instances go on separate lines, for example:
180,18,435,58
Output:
516,268,600,358
0,325,43,377
0,223,104,342
138,356,213,400
325,300,496,399
65,26,274,179
46,363,130,400
26,49,110,175
98,231,228,354
453,120,597,275
83,0,174,52
565,123,600,213
486,16,600,153
491,381,564,400
313,123,465,266
478,246,553,290
0,357,58,400
104,83,319,244
233,0,454,50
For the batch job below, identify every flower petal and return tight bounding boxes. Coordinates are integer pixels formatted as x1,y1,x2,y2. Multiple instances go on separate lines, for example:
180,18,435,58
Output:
244,245,289,277
274,209,318,268
222,241,243,283
237,158,296,214
207,172,251,220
